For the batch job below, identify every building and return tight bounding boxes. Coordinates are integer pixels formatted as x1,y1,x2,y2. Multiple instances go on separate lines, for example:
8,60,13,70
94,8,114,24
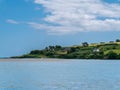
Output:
93,48,100,52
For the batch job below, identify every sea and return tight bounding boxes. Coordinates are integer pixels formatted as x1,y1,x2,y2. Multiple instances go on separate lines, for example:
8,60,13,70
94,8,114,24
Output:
0,59,119,90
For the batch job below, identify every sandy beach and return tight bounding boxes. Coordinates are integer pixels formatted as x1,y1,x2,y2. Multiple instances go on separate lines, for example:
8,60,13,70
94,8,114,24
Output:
0,58,70,62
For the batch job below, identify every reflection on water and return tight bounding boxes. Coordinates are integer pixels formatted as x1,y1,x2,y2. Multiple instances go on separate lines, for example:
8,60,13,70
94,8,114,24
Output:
0,59,120,90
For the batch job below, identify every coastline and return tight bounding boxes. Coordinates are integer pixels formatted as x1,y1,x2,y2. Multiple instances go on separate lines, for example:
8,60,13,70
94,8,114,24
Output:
12,41,120,60
0,58,120,62
0,58,72,62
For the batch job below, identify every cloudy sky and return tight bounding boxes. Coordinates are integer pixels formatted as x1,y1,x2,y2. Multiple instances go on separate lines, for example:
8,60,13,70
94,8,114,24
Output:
0,0,120,57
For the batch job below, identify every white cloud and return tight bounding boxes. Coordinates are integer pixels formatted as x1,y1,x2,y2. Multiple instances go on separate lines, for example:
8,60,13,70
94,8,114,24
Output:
31,0,120,34
6,19,19,24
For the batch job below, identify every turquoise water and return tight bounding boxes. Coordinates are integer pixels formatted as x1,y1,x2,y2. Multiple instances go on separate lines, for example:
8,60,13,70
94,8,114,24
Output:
0,59,120,90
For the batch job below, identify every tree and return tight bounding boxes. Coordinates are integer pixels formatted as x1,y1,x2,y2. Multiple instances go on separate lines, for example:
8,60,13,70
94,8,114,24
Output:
48,46,55,51
82,42,89,47
105,51,118,59
69,47,76,53
55,45,62,50
45,51,54,56
30,50,42,55
116,39,120,42
45,47,49,51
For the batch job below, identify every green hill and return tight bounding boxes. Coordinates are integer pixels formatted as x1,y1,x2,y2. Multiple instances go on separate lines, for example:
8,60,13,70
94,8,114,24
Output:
12,40,120,59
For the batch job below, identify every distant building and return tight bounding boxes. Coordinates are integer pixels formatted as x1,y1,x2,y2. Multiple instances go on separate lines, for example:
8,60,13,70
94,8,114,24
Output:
93,48,100,52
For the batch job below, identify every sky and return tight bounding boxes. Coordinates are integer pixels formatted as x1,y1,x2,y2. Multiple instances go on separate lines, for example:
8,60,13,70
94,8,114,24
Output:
0,0,120,57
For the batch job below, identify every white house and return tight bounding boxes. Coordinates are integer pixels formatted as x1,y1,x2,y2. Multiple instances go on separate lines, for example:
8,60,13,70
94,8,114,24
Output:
93,48,100,52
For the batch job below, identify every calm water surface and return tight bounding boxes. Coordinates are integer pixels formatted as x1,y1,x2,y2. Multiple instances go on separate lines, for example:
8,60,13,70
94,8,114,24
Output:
0,59,120,90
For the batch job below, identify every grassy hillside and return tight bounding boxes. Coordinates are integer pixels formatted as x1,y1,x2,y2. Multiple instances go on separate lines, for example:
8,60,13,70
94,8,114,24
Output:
12,40,120,59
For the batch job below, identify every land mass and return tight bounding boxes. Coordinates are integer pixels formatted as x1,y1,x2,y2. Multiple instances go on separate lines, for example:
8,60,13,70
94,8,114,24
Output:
12,39,120,59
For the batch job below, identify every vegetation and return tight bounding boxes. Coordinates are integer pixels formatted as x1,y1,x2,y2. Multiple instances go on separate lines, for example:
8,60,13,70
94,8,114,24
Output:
12,39,120,59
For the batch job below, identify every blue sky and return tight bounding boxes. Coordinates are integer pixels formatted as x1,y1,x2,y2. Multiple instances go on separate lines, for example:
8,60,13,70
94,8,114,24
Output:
0,0,120,57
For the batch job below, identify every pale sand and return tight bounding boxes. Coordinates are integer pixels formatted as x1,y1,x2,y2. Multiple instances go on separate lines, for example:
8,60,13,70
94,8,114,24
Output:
0,58,70,62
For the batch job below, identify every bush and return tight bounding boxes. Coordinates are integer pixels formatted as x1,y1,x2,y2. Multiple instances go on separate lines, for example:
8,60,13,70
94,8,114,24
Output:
105,51,118,59
30,50,43,55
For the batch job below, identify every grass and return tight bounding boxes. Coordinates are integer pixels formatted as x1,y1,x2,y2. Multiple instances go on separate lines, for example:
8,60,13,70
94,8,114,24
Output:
104,50,120,55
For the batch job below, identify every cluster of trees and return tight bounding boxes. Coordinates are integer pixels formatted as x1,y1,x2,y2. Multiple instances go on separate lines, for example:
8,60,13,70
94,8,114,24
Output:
29,45,63,58
45,45,62,51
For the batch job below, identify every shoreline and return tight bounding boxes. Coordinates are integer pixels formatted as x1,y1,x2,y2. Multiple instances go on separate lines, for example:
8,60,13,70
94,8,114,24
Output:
0,58,120,62
0,58,72,62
